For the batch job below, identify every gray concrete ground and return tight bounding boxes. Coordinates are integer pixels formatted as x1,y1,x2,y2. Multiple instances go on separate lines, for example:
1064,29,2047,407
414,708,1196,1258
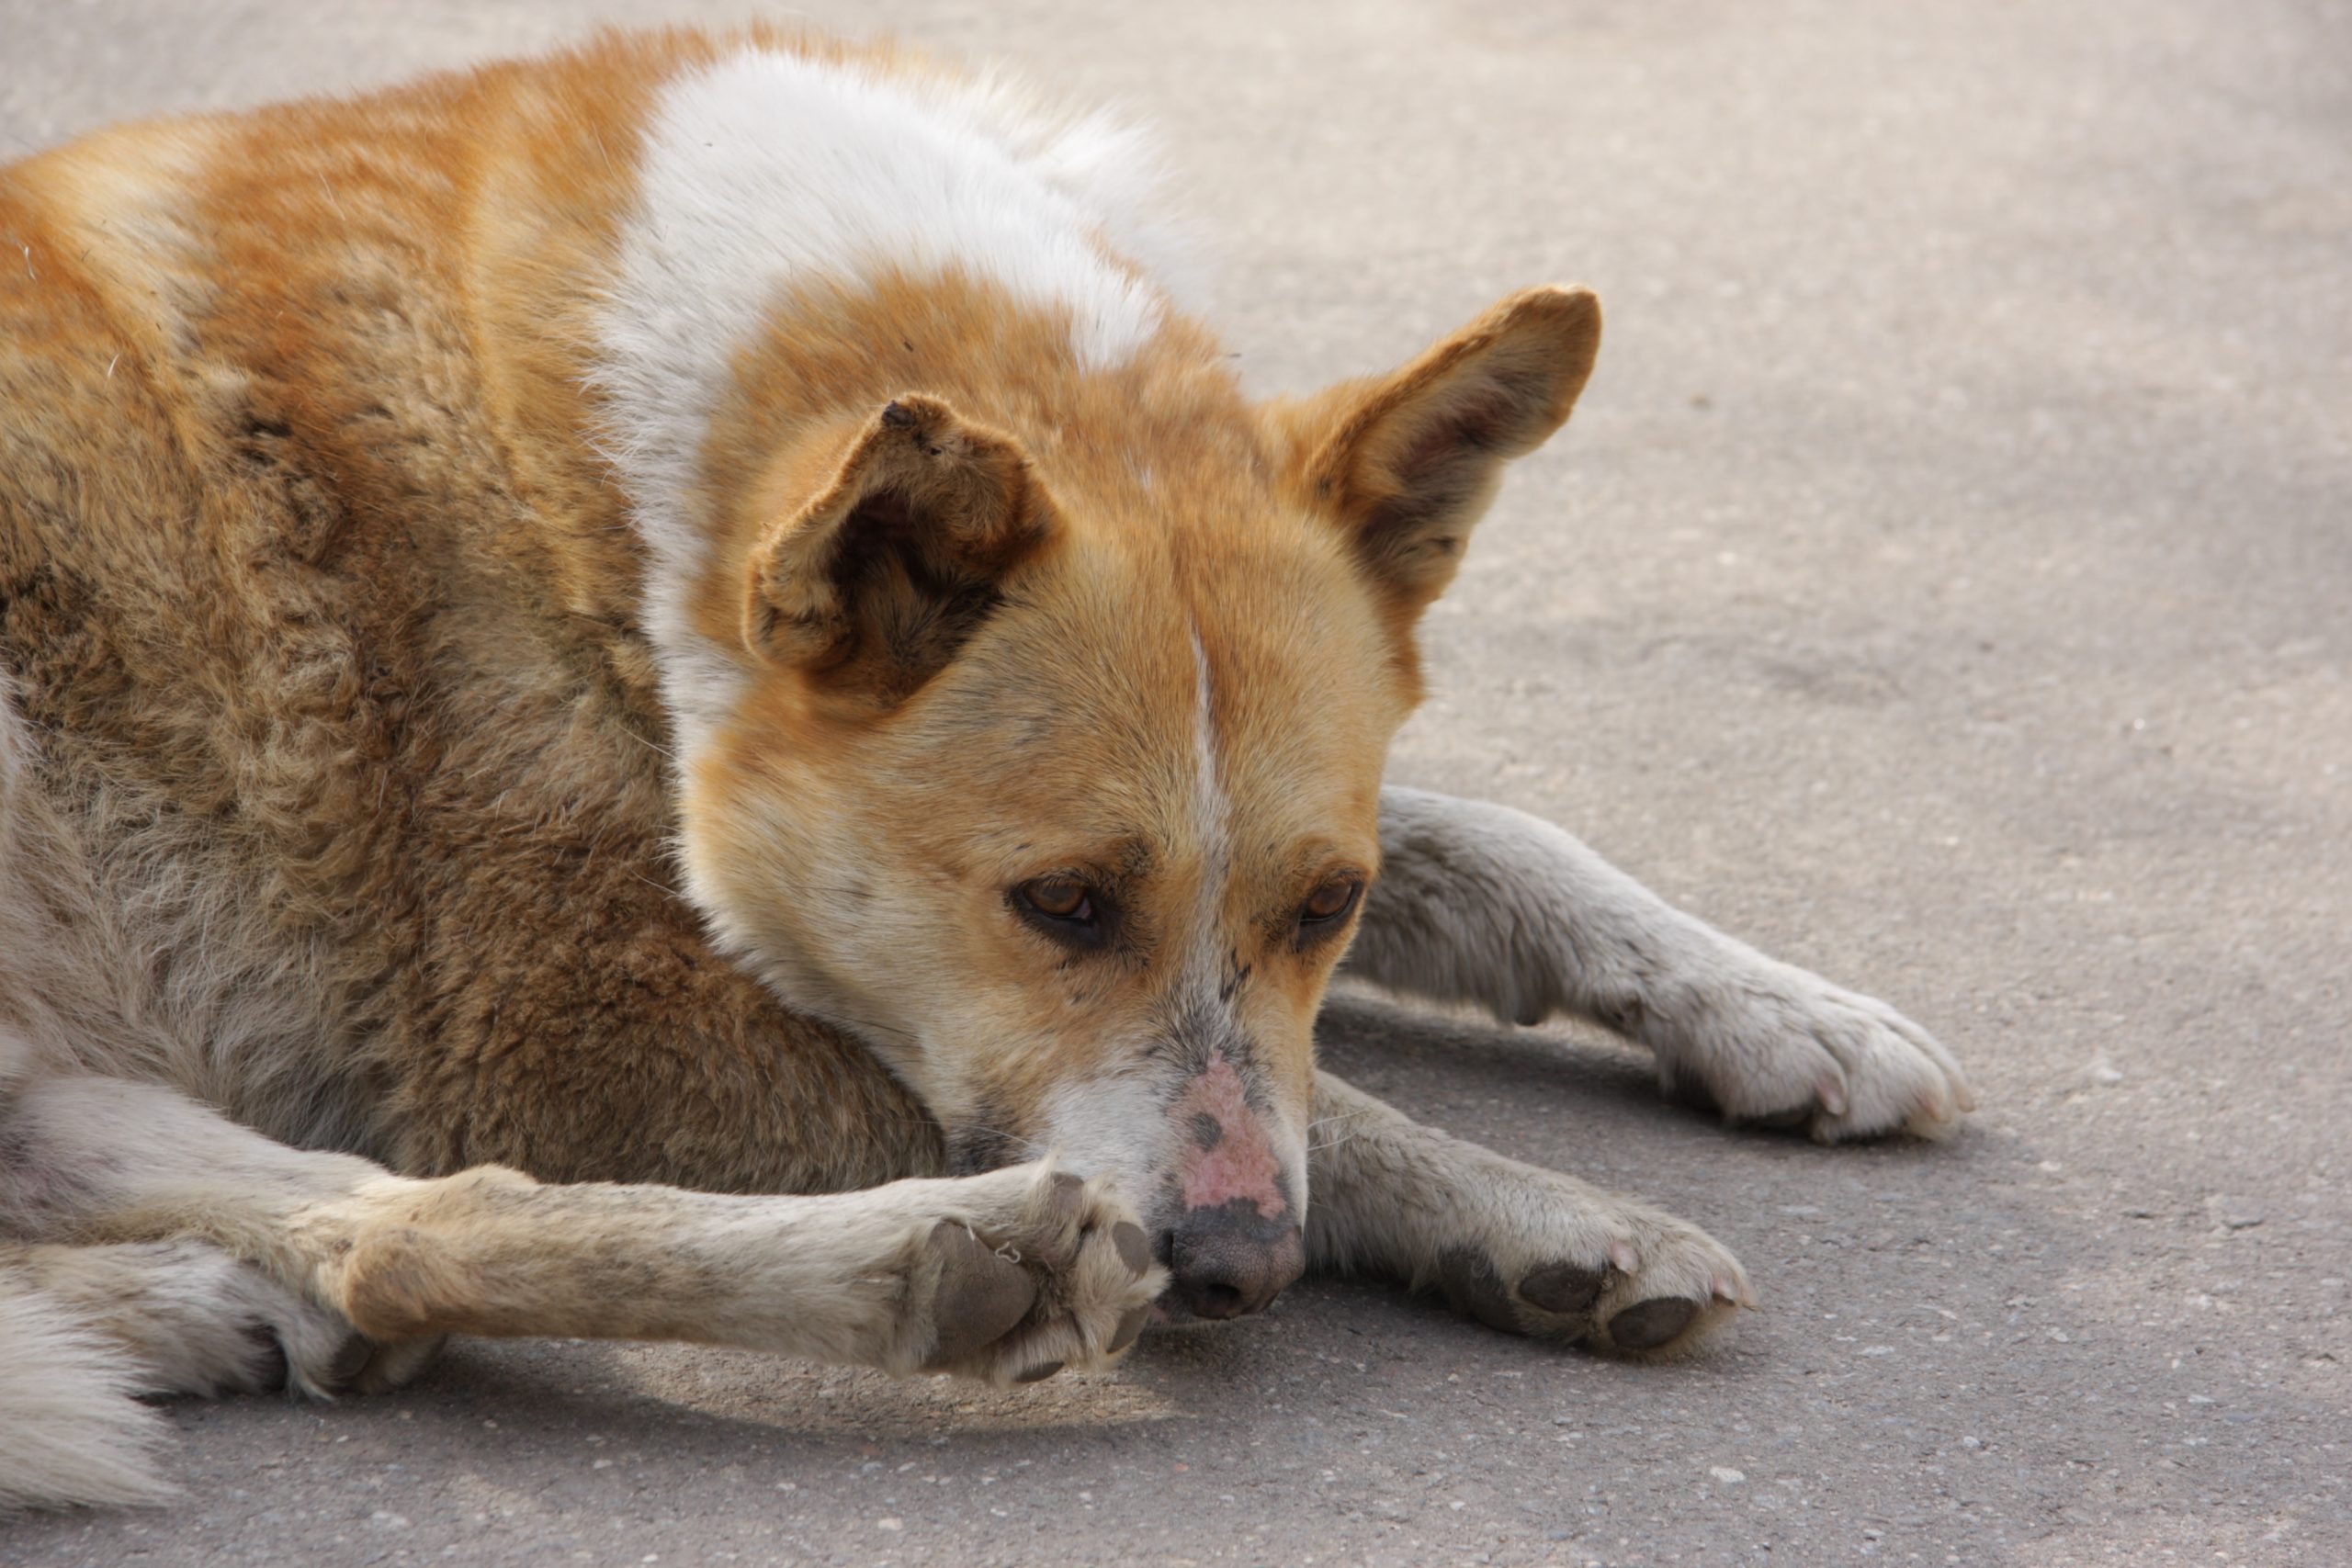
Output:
4,1,2348,1562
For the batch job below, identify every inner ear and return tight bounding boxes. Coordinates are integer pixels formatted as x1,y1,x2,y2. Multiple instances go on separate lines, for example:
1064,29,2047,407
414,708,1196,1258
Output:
743,395,1057,704
1281,285,1601,622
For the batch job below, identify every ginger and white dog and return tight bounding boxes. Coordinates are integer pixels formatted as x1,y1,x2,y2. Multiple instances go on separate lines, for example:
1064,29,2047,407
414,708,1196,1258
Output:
0,27,1973,1511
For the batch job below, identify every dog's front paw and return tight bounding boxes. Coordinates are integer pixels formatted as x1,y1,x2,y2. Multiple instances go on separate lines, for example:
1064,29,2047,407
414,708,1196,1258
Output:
1649,962,1974,1143
904,1165,1165,1385
1421,1168,1751,1358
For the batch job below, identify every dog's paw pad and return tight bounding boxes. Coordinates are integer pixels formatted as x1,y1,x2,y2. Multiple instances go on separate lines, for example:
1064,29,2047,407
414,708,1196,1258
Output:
1604,1296,1700,1351
1732,1103,1815,1133
288,1328,443,1398
1517,1259,1606,1316
1111,1221,1152,1274
1437,1249,1623,1336
237,1322,294,1393
1581,1224,1751,1358
1106,1305,1148,1355
214,1260,414,1400
914,1163,1168,1384
920,1225,1040,1370
1435,1247,1518,1333
1042,1169,1088,1220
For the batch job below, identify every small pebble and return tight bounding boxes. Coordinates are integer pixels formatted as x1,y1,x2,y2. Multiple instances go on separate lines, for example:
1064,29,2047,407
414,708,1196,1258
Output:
2209,1196,2266,1230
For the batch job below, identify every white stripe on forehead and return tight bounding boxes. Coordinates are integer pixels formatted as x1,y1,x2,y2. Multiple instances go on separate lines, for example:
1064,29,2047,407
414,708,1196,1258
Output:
1177,622,1240,1055
1189,625,1230,904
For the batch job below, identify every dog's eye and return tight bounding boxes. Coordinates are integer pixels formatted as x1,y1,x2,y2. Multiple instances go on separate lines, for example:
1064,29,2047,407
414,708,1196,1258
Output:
1013,876,1107,947
1298,877,1362,929
1022,877,1091,919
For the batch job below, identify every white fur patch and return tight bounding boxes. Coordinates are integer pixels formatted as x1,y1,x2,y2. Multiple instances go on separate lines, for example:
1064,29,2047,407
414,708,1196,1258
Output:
1036,1066,1171,1192
0,1286,172,1513
1177,626,1238,1066
594,45,1185,763
1187,626,1230,899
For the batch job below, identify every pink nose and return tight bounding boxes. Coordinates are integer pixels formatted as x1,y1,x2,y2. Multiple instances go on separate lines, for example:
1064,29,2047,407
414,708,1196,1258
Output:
1165,1201,1305,1319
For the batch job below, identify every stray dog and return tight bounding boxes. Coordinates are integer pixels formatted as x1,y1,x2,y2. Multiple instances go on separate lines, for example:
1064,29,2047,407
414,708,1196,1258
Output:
0,26,1973,1511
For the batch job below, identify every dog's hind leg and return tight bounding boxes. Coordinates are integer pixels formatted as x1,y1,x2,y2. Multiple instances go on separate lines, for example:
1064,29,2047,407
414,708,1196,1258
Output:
1305,1070,1749,1355
1345,785,1973,1141
2,1240,367,1400
0,1028,392,1510
0,1055,442,1391
0,1214,444,1514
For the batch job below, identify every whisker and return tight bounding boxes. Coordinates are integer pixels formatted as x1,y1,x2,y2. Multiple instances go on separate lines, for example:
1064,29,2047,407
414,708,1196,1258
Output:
625,869,687,904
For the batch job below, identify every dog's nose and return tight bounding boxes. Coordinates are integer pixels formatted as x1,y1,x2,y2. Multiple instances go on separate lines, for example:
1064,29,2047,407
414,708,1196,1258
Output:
1164,1201,1306,1320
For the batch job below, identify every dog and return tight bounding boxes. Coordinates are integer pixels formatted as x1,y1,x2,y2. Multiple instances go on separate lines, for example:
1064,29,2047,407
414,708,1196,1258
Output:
0,24,1973,1511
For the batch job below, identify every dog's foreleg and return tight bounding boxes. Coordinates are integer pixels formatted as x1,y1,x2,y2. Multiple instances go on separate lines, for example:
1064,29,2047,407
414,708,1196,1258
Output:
297,1162,1162,1384
1306,1071,1748,1354
1348,786,1973,1139
6,1074,1159,1389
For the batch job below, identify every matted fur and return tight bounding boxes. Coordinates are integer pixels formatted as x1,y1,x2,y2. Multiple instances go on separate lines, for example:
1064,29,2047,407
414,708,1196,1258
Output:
0,27,1969,1511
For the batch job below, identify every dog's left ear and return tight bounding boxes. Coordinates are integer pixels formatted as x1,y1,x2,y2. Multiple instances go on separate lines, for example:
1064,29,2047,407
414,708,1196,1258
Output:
1272,285,1600,628
743,394,1058,705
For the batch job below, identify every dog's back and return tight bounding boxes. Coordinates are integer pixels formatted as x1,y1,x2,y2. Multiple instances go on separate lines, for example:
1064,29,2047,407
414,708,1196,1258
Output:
0,28,990,1156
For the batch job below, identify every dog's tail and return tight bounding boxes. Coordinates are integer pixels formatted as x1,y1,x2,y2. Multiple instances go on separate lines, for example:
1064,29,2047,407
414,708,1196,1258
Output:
0,1269,176,1513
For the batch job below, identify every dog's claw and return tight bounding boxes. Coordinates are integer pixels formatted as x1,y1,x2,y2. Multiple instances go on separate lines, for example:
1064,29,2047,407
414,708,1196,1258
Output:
1814,1074,1850,1118
1106,1306,1148,1355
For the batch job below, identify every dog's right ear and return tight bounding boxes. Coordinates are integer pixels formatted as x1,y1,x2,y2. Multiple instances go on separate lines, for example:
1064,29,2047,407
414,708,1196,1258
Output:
743,395,1058,704
1269,286,1601,639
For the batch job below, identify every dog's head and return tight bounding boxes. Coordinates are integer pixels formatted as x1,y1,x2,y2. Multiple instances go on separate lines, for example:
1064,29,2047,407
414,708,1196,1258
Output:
675,286,1600,1319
